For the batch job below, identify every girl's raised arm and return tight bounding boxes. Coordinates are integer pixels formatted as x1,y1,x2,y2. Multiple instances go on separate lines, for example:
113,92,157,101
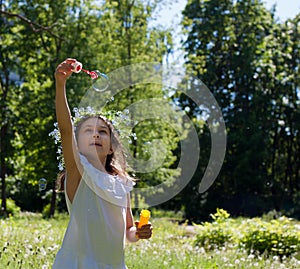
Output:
55,58,82,202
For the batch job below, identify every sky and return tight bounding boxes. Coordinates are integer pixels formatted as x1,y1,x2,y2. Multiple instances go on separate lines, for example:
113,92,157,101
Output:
264,0,300,21
157,0,300,63
158,0,300,26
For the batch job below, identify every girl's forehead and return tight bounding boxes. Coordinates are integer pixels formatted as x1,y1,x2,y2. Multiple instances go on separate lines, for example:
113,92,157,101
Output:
81,118,109,128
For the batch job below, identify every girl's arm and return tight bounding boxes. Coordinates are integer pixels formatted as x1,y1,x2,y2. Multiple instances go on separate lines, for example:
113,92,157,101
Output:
126,197,139,243
126,194,152,242
55,58,82,203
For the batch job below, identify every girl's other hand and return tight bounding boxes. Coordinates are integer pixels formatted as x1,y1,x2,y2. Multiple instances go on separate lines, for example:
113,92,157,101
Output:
55,58,77,84
135,222,153,239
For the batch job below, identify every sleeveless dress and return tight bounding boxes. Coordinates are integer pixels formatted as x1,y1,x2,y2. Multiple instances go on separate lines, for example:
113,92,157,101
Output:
52,154,134,269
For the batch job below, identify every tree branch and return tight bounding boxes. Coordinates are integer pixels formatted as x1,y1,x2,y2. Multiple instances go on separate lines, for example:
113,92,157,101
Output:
0,10,64,41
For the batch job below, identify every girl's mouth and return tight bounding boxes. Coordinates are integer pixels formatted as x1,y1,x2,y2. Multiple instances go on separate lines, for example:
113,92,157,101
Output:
91,142,102,147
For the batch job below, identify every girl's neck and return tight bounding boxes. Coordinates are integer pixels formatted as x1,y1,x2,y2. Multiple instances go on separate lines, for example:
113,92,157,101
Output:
90,159,107,172
83,153,107,173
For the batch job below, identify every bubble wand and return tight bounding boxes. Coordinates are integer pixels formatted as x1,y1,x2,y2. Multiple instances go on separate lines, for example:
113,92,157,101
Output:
71,61,110,92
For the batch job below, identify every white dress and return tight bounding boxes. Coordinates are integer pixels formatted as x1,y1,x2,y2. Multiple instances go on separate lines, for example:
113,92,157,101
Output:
52,155,134,269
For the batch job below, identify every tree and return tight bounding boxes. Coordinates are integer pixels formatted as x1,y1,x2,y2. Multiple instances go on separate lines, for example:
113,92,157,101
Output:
0,0,177,215
179,0,300,220
262,15,300,215
81,0,179,208
0,0,100,216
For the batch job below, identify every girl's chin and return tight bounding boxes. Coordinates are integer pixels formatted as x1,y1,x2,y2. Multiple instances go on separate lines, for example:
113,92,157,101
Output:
81,152,106,164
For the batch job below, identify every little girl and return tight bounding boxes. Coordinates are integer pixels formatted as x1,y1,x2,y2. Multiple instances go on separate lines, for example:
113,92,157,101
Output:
52,58,152,269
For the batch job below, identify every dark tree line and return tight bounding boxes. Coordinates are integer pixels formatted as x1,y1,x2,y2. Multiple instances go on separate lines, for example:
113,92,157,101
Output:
173,0,300,221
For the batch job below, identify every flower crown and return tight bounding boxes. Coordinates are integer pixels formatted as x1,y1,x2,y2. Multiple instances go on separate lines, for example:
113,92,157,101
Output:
49,106,133,171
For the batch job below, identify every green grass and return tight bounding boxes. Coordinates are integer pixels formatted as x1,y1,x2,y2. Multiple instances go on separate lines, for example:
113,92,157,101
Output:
0,212,300,269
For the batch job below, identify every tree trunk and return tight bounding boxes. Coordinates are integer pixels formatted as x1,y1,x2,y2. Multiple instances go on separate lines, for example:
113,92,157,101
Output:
49,185,56,217
0,123,8,217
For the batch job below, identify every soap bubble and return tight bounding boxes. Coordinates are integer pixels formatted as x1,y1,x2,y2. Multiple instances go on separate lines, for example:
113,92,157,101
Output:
265,180,273,188
39,178,47,191
91,70,110,92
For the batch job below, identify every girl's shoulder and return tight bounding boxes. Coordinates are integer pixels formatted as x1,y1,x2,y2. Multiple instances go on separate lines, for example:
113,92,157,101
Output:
117,173,136,186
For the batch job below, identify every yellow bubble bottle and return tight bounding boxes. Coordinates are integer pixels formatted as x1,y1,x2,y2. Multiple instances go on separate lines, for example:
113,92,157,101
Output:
138,209,151,228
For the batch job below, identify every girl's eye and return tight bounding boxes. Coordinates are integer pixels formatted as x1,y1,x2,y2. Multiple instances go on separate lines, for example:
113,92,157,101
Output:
85,128,93,133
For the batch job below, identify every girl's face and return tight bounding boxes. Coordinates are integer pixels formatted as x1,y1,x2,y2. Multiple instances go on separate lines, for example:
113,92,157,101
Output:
77,118,113,166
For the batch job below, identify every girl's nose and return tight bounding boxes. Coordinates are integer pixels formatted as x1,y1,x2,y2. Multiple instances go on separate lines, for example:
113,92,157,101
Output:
93,132,100,138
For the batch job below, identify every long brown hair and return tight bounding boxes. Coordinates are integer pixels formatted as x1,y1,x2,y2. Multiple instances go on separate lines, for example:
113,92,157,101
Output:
56,114,134,192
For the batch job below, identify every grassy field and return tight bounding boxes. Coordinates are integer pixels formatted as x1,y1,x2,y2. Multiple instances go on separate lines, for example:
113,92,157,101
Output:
0,212,300,269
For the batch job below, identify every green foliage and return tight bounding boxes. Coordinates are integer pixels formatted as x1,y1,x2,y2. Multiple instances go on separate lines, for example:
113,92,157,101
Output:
1,0,175,213
194,209,233,250
42,203,51,218
240,217,300,257
193,209,300,258
0,198,21,217
210,208,230,223
194,224,233,250
150,208,184,220
178,0,300,219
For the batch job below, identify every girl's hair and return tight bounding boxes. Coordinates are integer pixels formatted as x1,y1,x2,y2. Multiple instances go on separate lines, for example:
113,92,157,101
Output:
56,114,134,192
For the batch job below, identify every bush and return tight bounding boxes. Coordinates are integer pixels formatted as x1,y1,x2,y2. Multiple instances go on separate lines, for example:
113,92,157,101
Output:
150,208,184,220
42,203,52,218
0,198,21,217
240,216,300,257
194,208,233,250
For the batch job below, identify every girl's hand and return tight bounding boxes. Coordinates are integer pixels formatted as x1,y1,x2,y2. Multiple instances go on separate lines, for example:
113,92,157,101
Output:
54,58,77,84
135,222,153,239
